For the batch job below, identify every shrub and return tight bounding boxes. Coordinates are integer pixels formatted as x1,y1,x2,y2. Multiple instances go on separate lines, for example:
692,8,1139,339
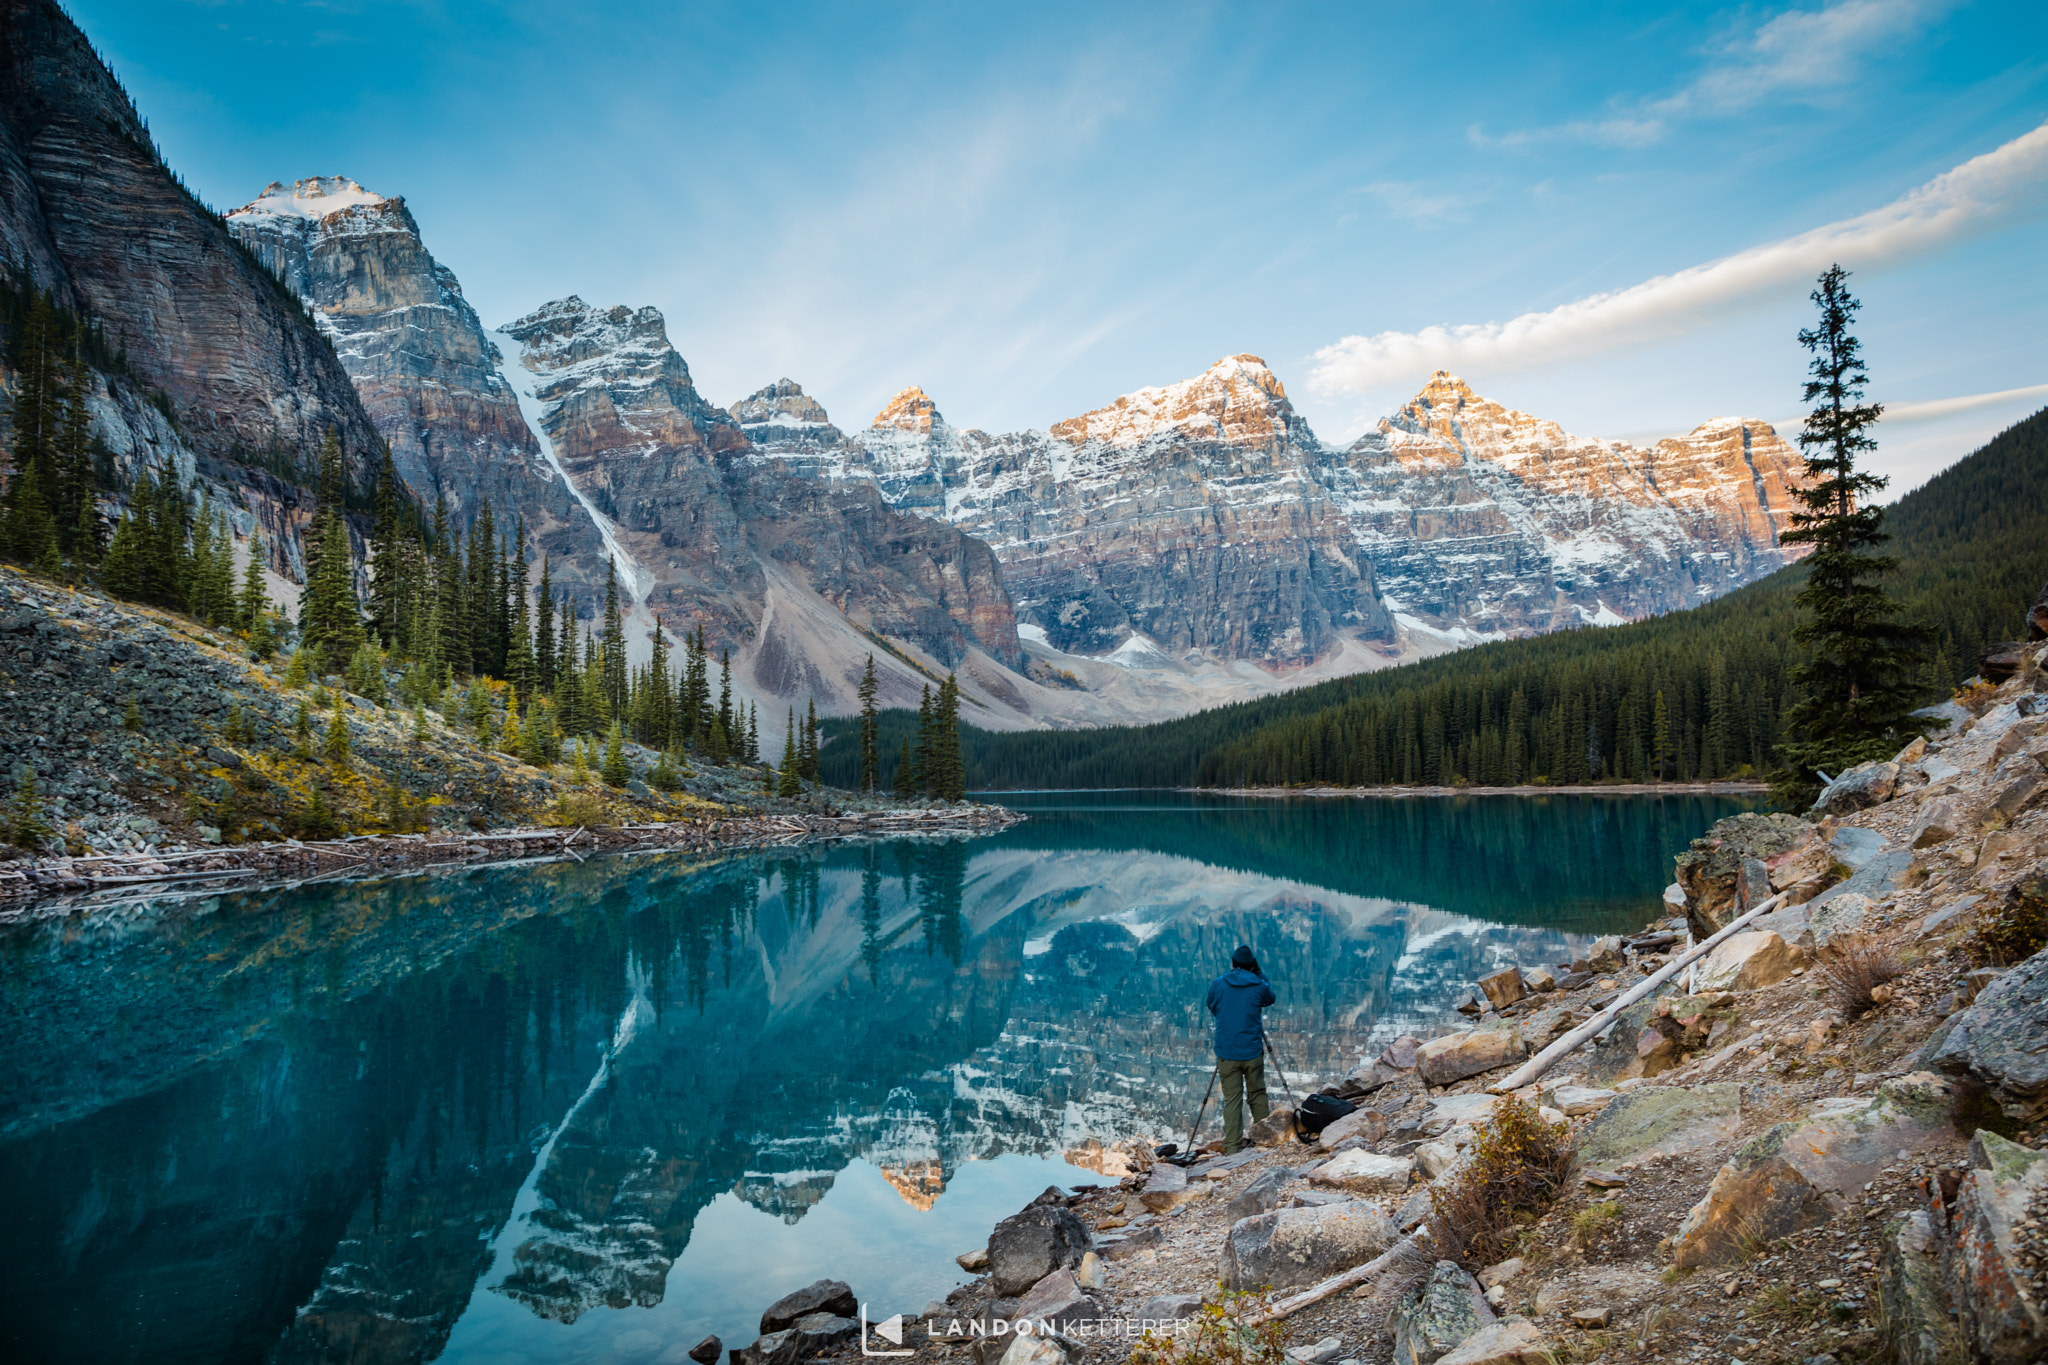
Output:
1128,1287,1286,1365
1425,1095,1574,1267
550,788,607,829
1821,938,1904,1017
1966,875,2048,968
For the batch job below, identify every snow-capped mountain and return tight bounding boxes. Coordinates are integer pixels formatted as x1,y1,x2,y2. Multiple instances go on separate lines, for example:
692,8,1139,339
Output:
225,179,611,593
748,359,1807,672
1322,371,1809,635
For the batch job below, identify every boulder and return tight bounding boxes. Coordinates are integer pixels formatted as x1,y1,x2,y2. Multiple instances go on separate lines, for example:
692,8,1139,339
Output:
1477,1258,1525,1290
1911,797,1965,848
1539,1085,1618,1117
1420,1093,1501,1136
998,1337,1065,1365
1096,1224,1162,1260
1576,1083,1741,1166
734,1330,802,1365
1393,1185,1434,1232
1691,930,1802,992
1138,1164,1206,1214
1435,1319,1551,1365
1673,812,1817,937
1477,967,1525,1011
1807,893,1876,957
1980,641,2028,683
1416,1028,1526,1086
1137,1293,1204,1322
761,1279,858,1333
1318,1106,1387,1150
1811,761,1902,816
986,1204,1092,1295
1248,1105,1298,1148
1933,1131,2048,1364
790,1315,857,1351
1585,936,1624,973
956,1247,990,1272
1343,1059,1402,1094
1219,1202,1397,1293
1381,1036,1424,1070
689,1336,723,1365
1308,1149,1414,1194
1011,1269,1098,1330
1522,967,1556,993
1670,1073,1958,1268
1988,756,2046,821
1924,940,2048,1119
1285,1339,1342,1365
1414,1140,1462,1181
1913,700,1971,734
1391,1261,1495,1365
1227,1167,1294,1221
1880,1210,1958,1365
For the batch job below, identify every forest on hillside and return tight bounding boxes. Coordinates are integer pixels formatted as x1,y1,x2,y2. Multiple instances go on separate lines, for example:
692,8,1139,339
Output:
822,408,2048,792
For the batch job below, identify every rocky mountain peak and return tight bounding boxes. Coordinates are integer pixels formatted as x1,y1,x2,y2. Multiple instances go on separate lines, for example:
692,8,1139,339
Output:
1048,353,1300,449
732,378,833,428
500,297,680,377
872,385,942,434
228,176,390,222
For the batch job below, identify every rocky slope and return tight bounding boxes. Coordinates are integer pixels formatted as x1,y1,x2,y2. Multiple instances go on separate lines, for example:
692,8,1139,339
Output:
0,0,385,577
224,177,609,591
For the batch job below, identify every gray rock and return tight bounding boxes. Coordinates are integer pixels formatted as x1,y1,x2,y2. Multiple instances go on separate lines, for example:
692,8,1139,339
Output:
1390,1261,1494,1365
1380,1036,1424,1070
1936,1131,2048,1364
791,1314,858,1351
760,1279,858,1333
1577,1083,1741,1166
1925,941,2048,1117
1095,1224,1162,1260
987,1204,1092,1294
1137,1293,1204,1322
1011,1269,1098,1329
1912,701,1971,733
1227,1167,1293,1221
1394,1185,1434,1232
688,1335,723,1364
733,1330,802,1365
1879,1211,1957,1365
1219,1202,1397,1293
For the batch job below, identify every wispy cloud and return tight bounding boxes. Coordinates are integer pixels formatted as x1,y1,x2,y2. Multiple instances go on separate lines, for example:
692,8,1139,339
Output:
1354,180,1488,222
1308,120,2048,398
1877,382,2048,424
1473,0,1951,147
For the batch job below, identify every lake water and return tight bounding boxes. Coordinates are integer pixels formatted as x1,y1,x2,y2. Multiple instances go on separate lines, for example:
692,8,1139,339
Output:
0,791,1759,1364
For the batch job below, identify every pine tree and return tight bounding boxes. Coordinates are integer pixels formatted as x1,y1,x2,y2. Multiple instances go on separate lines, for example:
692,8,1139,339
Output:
1778,265,1925,793
368,446,403,644
601,720,630,787
718,648,734,739
913,684,935,796
857,654,880,793
6,767,53,851
323,702,351,763
301,430,365,672
55,349,101,565
646,618,673,749
893,737,916,799
931,672,965,800
536,557,556,692
707,713,730,766
238,532,269,630
778,709,803,797
601,560,627,716
801,698,821,781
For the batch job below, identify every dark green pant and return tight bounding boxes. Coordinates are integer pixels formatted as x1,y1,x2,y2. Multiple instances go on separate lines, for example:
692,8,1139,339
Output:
1218,1054,1270,1153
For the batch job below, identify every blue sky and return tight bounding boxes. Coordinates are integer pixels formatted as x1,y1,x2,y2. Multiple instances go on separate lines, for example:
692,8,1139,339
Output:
75,0,2048,492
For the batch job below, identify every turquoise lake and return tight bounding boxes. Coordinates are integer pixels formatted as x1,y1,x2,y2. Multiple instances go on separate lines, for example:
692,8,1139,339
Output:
0,790,1760,1363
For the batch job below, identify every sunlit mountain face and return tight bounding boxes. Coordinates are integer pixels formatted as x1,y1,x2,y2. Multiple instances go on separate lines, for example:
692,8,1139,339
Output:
0,791,1755,1362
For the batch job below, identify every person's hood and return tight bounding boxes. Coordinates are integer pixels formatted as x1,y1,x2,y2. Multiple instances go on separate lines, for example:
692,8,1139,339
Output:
1218,968,1266,987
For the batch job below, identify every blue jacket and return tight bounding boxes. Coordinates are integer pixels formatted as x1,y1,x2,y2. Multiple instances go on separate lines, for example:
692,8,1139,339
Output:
1206,968,1276,1061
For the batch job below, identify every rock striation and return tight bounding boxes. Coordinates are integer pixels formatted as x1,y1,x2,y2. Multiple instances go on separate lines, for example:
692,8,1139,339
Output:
225,177,609,588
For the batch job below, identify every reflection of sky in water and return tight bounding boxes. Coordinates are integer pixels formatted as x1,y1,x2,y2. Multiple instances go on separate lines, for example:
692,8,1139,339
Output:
0,792,1758,1364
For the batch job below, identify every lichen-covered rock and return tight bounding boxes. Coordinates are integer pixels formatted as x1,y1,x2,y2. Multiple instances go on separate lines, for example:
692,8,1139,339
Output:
1673,813,1817,937
1925,944,2048,1119
1218,1202,1396,1293
1576,1084,1741,1166
1811,761,1902,816
1931,1132,2048,1364
1691,930,1803,992
1416,1028,1526,1086
1671,1074,1958,1268
1880,1210,1960,1365
1390,1260,1495,1365
985,1204,1092,1295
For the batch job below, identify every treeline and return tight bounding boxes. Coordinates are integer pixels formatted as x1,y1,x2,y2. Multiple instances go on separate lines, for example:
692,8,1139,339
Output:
949,407,2048,791
823,669,967,800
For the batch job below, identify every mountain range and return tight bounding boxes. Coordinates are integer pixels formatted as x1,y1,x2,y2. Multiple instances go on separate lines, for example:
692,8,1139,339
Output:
0,0,1813,731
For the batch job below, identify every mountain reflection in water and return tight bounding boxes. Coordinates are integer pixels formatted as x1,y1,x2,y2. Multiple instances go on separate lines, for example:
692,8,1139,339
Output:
0,791,1757,1364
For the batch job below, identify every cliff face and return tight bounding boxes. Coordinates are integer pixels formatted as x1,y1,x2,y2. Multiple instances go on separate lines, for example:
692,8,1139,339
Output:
0,1,382,527
1320,371,1809,634
498,299,1020,707
848,357,1389,665
224,178,609,592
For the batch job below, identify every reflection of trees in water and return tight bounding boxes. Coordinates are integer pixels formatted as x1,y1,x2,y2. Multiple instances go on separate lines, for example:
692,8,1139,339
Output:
916,839,969,964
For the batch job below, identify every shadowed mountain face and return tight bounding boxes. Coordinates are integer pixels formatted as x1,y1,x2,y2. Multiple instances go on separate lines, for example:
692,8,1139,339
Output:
0,792,1753,1362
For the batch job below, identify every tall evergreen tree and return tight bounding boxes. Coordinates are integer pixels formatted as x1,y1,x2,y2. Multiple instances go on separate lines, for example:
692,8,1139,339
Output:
1778,265,1924,791
857,654,880,793
536,556,557,691
801,698,821,781
601,560,627,715
778,709,802,797
913,684,935,796
930,672,965,800
893,737,916,799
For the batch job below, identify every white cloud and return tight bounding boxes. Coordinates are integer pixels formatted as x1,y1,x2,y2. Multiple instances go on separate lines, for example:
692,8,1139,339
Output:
1873,382,2048,424
1474,0,1951,147
1308,119,2048,397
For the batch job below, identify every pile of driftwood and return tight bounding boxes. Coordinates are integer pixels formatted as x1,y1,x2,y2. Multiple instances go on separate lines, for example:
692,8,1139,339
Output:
0,804,1025,911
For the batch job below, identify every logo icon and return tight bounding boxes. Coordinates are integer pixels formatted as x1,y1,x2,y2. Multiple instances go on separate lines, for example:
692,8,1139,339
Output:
859,1303,912,1357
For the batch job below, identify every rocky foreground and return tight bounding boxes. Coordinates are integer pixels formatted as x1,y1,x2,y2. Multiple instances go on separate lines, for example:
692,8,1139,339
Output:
711,642,2048,1365
0,567,1020,908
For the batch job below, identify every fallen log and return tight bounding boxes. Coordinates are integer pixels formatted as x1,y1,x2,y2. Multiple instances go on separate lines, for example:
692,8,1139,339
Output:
1243,1236,1424,1324
1487,889,1789,1094
87,868,255,886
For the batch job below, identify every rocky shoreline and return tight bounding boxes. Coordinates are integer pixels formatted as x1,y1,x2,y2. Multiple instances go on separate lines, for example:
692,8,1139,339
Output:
717,643,2048,1365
